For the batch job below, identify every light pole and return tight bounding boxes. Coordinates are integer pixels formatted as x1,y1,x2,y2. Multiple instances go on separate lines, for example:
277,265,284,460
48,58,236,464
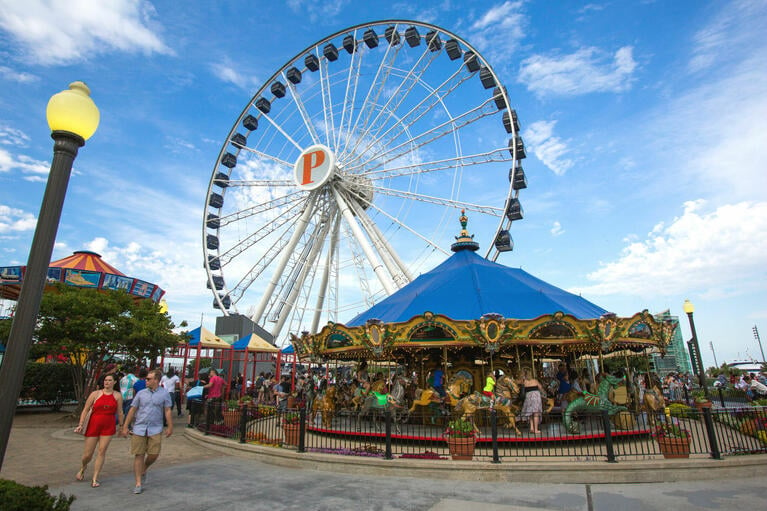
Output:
754,326,765,364
709,341,718,368
683,299,709,400
0,82,99,468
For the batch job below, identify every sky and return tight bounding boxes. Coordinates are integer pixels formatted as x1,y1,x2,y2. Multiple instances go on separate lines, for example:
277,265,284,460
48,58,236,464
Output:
0,0,765,367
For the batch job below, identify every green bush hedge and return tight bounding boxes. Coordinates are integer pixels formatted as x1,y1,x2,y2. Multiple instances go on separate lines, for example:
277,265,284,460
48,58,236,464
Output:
0,479,75,511
21,362,77,407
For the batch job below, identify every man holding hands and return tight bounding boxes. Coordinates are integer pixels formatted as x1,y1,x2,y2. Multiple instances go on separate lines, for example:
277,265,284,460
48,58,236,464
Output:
121,368,173,494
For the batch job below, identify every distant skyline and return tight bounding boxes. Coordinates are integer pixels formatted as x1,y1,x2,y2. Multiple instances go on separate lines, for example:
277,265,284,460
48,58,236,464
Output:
0,1,765,366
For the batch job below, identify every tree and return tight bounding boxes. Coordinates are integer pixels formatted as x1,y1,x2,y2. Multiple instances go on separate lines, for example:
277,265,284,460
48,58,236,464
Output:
5,283,186,408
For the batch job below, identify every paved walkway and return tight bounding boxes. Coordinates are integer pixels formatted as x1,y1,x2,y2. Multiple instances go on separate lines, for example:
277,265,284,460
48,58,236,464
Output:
1,409,765,510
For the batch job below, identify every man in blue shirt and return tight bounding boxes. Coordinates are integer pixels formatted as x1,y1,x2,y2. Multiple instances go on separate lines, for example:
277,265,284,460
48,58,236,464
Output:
121,368,172,494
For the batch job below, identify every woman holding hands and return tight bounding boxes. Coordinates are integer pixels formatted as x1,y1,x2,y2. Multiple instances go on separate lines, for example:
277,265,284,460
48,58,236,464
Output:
74,373,124,487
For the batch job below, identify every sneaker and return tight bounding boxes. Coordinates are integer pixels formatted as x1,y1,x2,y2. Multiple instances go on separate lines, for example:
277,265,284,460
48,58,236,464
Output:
133,485,143,494
141,472,147,484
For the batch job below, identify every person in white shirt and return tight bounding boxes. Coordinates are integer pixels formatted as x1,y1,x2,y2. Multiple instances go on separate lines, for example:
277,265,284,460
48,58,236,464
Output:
160,368,181,416
120,367,139,416
744,374,767,399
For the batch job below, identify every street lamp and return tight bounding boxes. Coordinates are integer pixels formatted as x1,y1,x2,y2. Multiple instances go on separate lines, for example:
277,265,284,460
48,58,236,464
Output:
683,299,709,401
0,82,99,468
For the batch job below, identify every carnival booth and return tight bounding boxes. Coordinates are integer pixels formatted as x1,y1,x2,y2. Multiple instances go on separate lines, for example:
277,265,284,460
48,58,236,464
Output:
229,332,280,389
179,326,232,390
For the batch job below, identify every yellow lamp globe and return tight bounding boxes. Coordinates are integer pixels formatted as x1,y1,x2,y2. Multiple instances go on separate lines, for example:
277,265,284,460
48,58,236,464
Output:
683,299,695,314
46,81,100,141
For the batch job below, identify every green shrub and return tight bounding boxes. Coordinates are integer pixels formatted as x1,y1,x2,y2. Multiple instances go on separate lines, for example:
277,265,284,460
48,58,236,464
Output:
0,479,75,511
667,402,696,419
21,363,77,408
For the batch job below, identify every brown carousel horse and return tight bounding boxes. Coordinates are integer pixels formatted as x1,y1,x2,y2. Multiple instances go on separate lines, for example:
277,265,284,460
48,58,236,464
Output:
454,375,522,434
311,385,337,428
409,376,471,412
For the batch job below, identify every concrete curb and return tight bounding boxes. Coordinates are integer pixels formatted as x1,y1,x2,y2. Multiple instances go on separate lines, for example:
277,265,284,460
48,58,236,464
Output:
184,428,767,484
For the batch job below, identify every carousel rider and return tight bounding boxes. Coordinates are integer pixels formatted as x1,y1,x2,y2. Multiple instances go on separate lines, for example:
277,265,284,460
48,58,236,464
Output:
356,360,370,386
483,371,496,406
431,367,446,401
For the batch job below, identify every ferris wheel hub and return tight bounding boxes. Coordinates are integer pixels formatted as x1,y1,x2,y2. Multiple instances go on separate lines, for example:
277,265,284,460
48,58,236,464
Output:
293,144,336,190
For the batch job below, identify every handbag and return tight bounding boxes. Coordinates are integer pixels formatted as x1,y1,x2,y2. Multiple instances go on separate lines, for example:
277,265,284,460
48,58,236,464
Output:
75,407,93,436
517,386,527,403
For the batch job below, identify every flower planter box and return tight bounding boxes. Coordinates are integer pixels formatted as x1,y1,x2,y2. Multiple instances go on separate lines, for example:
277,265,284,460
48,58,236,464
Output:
694,401,712,412
283,424,300,446
657,435,691,459
223,410,240,428
446,436,475,460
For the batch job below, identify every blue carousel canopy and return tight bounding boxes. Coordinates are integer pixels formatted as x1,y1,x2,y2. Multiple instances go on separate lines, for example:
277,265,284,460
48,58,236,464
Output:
281,344,295,354
347,249,607,326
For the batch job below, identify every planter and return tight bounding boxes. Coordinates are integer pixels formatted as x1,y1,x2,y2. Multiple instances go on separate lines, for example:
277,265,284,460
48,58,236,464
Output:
283,423,300,446
223,410,240,428
287,396,297,409
446,436,475,460
656,435,691,459
694,401,712,412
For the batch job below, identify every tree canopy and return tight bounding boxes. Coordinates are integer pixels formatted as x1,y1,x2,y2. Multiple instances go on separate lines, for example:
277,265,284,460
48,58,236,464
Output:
1,283,187,405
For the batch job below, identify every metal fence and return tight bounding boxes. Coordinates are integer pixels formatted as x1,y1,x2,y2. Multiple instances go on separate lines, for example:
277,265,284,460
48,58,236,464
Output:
189,400,767,462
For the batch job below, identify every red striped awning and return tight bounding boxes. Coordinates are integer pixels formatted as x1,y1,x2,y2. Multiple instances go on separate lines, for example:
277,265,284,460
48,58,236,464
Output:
49,251,125,275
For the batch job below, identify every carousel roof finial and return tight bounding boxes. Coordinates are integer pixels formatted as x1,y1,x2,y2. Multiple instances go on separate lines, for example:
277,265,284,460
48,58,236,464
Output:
451,208,479,252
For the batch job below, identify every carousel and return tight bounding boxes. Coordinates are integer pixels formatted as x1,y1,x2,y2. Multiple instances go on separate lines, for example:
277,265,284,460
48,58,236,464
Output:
290,212,675,441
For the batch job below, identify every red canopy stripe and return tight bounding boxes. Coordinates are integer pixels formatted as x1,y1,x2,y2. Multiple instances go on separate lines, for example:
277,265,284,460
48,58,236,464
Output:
49,251,125,276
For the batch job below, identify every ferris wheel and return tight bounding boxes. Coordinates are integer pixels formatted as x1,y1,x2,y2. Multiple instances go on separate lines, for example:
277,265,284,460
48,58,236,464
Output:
203,20,527,345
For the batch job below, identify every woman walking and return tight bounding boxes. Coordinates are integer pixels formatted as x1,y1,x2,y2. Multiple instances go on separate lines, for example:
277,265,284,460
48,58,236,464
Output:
519,367,546,434
74,373,124,487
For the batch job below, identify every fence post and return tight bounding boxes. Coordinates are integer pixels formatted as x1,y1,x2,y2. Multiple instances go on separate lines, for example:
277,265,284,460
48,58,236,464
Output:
239,404,247,443
601,410,617,463
384,410,393,460
717,387,726,408
683,386,690,405
298,406,306,453
491,408,500,464
702,407,721,460
204,400,212,436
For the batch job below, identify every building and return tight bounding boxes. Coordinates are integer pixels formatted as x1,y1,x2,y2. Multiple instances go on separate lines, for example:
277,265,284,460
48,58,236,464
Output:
652,309,692,375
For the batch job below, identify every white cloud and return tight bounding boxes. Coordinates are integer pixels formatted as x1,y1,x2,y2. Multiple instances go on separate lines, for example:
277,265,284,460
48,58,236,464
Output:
550,221,564,236
0,204,36,233
0,65,38,83
523,120,574,175
209,61,260,92
0,148,49,175
518,46,637,97
0,0,172,65
0,125,30,146
574,200,767,299
285,0,352,22
468,1,526,62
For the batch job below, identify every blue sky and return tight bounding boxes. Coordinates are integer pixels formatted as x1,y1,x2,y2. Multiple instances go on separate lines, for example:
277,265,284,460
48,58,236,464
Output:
0,1,765,367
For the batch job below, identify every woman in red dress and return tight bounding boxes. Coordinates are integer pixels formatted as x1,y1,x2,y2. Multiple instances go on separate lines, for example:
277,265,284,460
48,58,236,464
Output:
74,374,124,487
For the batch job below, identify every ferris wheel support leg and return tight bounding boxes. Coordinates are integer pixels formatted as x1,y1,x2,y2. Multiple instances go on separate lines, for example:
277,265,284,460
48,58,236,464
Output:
346,195,412,286
311,215,340,333
251,194,318,324
331,186,396,295
270,215,332,340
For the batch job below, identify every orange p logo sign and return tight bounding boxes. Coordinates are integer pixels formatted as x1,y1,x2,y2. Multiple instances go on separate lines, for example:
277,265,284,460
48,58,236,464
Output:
300,150,325,185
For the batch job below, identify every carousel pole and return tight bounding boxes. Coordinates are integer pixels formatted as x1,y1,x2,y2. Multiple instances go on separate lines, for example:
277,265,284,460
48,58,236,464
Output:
530,346,536,379
515,345,521,374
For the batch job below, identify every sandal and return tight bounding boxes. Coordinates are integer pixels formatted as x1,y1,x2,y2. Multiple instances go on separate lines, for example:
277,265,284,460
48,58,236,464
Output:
91,480,101,488
76,468,85,481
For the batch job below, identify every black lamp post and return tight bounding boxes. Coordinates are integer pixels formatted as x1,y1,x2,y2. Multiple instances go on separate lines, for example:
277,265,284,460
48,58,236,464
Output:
0,82,99,468
683,299,709,401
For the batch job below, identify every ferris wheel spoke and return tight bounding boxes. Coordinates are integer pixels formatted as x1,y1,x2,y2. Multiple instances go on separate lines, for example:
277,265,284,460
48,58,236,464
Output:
342,41,440,166
362,199,450,257
318,48,336,147
363,147,511,181
217,203,303,266
238,145,294,169
335,31,363,151
217,190,307,227
368,185,503,217
343,65,472,170
339,37,402,160
258,111,303,152
226,179,294,187
283,71,322,146
226,229,295,305
341,222,376,308
349,97,498,174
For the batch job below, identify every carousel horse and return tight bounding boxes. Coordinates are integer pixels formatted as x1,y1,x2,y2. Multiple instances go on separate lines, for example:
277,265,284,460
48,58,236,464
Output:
310,385,337,428
356,375,410,432
409,376,471,424
643,383,665,413
333,381,356,412
454,377,522,435
562,374,627,433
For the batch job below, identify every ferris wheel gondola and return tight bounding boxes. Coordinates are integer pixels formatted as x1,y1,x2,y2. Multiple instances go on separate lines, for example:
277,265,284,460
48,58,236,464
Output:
203,20,527,345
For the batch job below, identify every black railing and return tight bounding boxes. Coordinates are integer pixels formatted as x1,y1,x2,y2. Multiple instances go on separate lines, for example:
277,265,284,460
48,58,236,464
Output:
189,400,767,462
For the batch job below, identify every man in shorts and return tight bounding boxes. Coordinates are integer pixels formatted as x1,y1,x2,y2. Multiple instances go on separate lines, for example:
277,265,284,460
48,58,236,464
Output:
121,368,172,494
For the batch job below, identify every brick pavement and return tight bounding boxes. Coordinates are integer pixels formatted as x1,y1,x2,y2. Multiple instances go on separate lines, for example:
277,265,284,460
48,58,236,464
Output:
0,407,223,487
